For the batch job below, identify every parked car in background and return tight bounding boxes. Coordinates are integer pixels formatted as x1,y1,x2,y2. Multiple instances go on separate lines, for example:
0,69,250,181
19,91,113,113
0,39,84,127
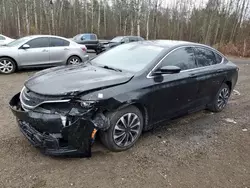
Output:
73,33,99,53
9,40,238,157
0,34,15,46
96,36,144,54
0,35,88,74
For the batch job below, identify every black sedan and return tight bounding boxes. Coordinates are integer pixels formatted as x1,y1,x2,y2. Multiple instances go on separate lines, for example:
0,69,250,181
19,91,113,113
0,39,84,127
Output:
9,40,238,157
96,36,144,54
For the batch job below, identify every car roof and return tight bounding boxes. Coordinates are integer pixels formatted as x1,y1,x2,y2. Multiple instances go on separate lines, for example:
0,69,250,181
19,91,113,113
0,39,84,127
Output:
144,40,196,48
138,40,215,49
115,36,142,38
23,35,70,40
136,40,225,57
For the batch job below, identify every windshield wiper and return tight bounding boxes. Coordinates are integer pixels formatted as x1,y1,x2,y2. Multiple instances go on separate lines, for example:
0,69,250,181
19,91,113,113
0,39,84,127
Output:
102,65,122,72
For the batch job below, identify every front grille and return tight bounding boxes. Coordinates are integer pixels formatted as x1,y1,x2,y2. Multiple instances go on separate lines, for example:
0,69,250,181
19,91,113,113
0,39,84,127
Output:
20,87,65,111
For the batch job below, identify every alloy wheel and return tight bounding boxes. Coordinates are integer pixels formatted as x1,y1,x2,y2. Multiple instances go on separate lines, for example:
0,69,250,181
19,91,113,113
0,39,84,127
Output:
217,87,230,110
69,58,80,65
113,113,141,147
0,60,14,74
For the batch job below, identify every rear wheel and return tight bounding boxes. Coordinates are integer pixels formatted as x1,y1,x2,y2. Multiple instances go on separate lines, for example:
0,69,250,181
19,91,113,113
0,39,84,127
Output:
208,83,230,112
67,56,81,65
99,106,143,152
0,57,16,74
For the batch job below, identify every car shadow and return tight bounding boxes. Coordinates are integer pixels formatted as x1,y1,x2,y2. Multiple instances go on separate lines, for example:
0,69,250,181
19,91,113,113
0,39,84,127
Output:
49,110,222,161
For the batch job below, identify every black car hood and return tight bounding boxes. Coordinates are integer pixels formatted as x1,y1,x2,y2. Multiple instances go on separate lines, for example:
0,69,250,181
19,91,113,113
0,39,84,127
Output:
25,65,133,96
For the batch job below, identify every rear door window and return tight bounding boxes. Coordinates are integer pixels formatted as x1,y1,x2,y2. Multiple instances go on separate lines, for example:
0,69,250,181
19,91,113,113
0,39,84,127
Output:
26,37,49,48
49,37,69,47
160,47,197,71
195,47,218,67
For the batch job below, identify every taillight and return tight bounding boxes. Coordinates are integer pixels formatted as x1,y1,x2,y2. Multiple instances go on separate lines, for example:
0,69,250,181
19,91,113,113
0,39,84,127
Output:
81,47,87,52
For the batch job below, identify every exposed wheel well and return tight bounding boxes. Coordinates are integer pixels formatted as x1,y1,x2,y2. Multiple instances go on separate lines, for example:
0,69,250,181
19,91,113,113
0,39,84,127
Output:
225,81,232,91
0,56,18,69
114,103,149,131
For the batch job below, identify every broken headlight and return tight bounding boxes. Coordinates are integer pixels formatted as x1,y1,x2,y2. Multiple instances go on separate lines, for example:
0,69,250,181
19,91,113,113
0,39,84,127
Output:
79,101,96,109
66,100,97,116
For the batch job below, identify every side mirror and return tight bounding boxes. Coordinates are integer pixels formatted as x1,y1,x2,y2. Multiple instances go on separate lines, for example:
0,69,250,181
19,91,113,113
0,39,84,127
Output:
22,44,30,49
120,41,125,44
153,65,181,75
81,37,85,41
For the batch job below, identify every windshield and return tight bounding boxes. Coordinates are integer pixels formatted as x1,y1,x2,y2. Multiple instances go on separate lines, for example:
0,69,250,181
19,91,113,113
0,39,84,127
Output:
73,34,82,40
6,36,30,47
110,37,124,43
91,43,164,72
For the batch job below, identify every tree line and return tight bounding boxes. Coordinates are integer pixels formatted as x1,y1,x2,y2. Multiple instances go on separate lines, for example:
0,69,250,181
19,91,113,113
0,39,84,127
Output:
0,0,250,56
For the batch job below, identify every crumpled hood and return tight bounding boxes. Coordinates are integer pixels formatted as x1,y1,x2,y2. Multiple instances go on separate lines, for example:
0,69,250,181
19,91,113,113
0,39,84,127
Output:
25,65,133,96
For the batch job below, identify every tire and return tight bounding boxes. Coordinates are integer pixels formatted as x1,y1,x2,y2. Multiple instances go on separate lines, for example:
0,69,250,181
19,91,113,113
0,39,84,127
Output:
95,49,100,55
67,56,81,65
99,106,144,152
208,83,231,112
95,50,100,55
0,57,16,74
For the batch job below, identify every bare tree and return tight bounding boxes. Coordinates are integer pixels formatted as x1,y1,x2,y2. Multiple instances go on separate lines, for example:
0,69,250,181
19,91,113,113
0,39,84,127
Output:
24,0,30,35
1,0,250,56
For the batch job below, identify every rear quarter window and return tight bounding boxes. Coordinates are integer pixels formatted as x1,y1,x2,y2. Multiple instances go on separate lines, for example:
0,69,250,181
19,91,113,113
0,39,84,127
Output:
214,52,223,64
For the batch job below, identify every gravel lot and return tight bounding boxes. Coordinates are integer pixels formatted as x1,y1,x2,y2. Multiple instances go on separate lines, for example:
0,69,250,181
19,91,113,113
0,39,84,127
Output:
0,56,249,188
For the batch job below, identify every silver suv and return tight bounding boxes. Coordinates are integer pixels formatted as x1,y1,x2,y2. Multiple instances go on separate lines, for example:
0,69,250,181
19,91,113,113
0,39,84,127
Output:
0,35,89,74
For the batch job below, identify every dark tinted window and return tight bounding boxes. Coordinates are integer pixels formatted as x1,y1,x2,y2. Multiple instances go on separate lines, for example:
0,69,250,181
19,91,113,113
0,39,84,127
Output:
49,38,69,47
195,47,217,67
26,37,49,48
214,52,223,64
161,47,197,70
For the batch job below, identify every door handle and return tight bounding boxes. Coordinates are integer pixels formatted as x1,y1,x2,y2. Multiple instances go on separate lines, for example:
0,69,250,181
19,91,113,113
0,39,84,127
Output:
64,48,69,50
42,49,49,52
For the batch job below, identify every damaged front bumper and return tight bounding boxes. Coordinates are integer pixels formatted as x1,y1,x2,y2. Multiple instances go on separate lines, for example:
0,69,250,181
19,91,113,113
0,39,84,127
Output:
9,93,108,157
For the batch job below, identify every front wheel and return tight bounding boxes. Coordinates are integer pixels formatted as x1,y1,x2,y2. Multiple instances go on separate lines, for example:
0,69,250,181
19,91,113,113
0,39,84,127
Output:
99,106,144,152
208,83,230,112
0,57,16,74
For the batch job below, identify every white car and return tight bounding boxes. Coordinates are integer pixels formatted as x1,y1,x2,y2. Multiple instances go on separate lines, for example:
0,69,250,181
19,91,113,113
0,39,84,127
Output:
0,35,89,74
0,34,15,46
